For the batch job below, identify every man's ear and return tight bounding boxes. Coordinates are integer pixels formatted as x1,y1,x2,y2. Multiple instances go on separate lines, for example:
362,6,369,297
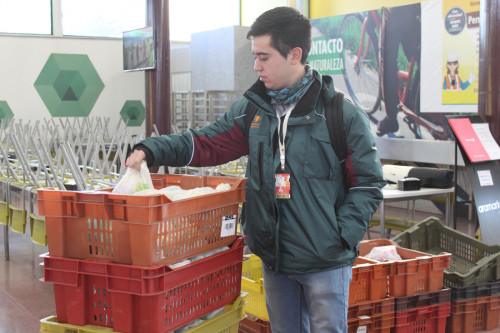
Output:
289,47,303,65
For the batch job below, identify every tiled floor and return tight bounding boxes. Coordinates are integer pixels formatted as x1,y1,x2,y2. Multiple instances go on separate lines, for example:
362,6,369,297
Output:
0,205,498,333
0,228,54,333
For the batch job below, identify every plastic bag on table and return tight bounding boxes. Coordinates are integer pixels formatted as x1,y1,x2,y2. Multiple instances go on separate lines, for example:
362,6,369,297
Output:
112,160,154,194
364,245,402,262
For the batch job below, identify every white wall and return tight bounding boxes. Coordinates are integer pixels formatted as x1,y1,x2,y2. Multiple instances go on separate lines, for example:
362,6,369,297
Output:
190,26,256,91
0,34,145,136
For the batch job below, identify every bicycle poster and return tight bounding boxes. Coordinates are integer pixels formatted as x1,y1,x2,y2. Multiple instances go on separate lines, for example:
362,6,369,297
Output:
309,0,480,141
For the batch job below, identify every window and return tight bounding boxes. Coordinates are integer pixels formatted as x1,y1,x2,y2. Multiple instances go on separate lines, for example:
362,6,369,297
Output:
0,0,51,34
61,0,146,38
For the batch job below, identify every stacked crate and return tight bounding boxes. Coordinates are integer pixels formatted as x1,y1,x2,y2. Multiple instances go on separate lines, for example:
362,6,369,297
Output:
37,174,248,333
239,254,271,333
239,236,452,333
447,281,500,333
392,288,451,332
346,256,395,332
353,239,451,333
392,217,500,333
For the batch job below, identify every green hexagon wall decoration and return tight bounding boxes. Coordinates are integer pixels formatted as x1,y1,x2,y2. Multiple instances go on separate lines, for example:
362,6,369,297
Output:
120,100,145,126
34,53,104,117
0,101,14,119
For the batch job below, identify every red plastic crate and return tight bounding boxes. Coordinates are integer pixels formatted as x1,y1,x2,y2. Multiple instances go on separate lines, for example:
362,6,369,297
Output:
360,239,451,297
347,297,395,333
41,236,244,333
393,302,450,333
238,316,272,333
37,174,247,266
350,256,392,305
446,294,500,333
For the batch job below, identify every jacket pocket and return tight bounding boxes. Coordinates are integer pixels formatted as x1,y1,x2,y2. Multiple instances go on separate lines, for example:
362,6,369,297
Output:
303,131,335,180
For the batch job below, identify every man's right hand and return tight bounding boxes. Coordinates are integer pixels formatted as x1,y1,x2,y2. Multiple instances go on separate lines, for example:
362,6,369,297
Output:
125,149,146,171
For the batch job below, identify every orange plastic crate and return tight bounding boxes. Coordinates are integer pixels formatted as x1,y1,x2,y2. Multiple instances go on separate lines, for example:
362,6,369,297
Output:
41,236,244,333
347,297,395,333
350,256,392,305
446,294,500,333
393,302,450,333
37,174,247,266
360,239,451,297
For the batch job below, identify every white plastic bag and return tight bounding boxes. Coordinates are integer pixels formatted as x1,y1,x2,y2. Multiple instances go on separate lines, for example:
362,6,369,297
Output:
364,245,402,262
112,161,154,194
134,183,232,200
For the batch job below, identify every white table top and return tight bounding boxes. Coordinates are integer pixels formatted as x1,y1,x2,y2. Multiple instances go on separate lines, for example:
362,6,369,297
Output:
382,184,455,200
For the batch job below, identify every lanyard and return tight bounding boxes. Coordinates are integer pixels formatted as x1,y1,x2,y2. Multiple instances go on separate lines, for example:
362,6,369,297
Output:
276,103,296,172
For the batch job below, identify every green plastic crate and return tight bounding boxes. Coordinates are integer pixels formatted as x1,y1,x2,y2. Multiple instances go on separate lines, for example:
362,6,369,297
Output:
392,217,500,287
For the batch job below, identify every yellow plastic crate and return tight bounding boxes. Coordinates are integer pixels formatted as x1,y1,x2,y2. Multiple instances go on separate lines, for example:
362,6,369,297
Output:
242,254,263,280
9,205,27,234
40,293,247,333
183,293,246,333
29,213,47,246
0,201,8,226
241,254,269,320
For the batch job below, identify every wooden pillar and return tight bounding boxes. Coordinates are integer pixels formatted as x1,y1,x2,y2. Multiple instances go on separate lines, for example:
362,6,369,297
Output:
146,0,170,137
478,0,500,141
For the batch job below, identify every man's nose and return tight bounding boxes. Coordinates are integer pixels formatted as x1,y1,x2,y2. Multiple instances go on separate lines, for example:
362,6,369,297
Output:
253,59,262,71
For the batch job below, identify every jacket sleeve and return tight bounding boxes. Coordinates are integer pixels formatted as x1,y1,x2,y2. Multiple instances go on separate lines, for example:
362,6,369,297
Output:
337,101,386,250
135,99,250,168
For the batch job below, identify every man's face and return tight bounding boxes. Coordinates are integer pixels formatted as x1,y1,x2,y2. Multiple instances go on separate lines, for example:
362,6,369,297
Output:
251,34,295,91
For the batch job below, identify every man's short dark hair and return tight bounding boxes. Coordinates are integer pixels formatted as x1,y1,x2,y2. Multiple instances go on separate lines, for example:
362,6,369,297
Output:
247,6,311,65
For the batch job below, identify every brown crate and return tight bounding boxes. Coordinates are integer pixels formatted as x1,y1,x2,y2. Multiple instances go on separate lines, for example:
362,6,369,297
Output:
238,317,272,333
446,294,500,333
348,297,395,333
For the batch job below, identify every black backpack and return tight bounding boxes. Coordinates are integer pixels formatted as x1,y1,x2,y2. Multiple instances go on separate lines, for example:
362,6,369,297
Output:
244,92,348,184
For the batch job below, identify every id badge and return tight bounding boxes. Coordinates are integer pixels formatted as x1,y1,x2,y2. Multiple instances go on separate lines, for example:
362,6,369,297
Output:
275,173,291,199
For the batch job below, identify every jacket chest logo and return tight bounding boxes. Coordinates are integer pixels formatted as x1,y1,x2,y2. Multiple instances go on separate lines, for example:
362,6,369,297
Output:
251,115,261,129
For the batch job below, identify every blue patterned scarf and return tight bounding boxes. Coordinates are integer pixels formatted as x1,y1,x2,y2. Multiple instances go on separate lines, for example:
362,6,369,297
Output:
266,65,314,106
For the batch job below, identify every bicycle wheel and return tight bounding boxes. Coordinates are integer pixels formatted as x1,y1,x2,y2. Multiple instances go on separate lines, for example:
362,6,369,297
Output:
340,13,381,114
406,69,452,140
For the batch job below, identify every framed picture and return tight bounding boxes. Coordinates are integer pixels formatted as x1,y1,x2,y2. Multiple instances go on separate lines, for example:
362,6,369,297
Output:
123,26,155,71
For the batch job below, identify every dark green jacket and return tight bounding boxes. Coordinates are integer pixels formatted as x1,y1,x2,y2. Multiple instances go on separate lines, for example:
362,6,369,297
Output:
137,70,386,274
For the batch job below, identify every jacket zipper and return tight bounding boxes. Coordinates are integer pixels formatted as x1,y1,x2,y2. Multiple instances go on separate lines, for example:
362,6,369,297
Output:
258,141,264,187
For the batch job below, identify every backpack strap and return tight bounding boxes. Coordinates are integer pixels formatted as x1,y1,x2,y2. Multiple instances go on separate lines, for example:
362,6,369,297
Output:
325,92,348,186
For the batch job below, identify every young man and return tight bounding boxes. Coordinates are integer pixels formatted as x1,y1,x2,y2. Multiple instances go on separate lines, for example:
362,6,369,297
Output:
126,7,385,332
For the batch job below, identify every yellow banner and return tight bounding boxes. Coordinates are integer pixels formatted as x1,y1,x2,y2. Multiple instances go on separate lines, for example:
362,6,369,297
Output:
441,0,480,105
